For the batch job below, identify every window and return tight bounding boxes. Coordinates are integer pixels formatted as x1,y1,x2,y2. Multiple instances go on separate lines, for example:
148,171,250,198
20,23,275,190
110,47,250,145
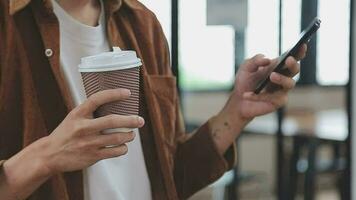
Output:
282,0,302,53
179,0,235,91
140,0,351,89
316,0,350,85
282,0,302,81
245,0,279,58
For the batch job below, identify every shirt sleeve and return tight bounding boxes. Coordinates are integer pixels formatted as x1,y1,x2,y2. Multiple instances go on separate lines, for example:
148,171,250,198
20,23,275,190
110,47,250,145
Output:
173,107,237,199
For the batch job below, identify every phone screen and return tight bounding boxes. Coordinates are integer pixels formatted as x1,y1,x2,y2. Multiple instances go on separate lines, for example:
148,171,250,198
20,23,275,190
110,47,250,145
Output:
254,18,321,94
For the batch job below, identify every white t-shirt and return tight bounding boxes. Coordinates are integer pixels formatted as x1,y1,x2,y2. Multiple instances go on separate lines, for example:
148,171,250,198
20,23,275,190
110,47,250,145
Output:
51,1,152,199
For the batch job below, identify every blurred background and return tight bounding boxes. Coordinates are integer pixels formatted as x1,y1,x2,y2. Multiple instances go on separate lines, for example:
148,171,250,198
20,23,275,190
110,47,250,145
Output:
140,0,353,199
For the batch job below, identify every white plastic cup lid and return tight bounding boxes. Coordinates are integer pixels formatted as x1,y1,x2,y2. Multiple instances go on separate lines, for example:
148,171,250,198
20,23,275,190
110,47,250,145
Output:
78,47,142,72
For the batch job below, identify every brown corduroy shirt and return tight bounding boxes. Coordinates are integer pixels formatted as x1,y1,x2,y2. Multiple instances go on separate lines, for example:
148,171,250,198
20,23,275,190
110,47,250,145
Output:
0,0,236,199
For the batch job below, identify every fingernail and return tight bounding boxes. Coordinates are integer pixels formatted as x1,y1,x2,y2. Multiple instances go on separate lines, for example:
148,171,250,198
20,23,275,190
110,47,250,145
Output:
272,72,281,81
138,117,145,126
123,89,131,96
289,56,297,63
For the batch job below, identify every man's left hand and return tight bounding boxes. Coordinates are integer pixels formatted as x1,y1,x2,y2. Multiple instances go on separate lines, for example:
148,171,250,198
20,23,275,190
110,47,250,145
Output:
226,44,307,121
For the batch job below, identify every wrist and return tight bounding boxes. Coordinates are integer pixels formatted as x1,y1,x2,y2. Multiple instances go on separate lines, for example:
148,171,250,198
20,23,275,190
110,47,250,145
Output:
4,137,54,181
211,106,250,155
31,136,57,177
220,93,252,130
2,137,53,199
215,111,249,138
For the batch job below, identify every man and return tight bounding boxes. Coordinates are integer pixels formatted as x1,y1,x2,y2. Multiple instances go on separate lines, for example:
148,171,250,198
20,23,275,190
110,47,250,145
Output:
0,0,306,199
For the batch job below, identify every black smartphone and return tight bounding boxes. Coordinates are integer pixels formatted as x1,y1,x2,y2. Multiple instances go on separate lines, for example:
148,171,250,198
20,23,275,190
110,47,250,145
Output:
254,17,321,94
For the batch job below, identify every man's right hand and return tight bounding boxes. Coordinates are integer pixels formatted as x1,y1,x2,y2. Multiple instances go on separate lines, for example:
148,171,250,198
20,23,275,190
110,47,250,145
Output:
43,88,145,174
1,88,144,200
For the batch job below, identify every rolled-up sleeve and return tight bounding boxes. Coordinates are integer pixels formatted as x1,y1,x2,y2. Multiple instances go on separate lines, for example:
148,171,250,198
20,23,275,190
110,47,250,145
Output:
0,160,5,168
174,119,236,199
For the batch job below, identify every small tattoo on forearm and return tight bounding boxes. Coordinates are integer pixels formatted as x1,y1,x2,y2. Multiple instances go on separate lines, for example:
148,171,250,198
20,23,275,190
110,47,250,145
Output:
224,121,231,129
213,121,233,141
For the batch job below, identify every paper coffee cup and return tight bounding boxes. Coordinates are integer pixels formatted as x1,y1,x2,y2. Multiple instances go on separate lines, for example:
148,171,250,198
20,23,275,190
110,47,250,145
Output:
79,47,142,133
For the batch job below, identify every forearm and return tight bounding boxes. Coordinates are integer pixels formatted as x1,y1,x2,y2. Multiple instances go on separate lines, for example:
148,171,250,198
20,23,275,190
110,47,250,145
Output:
0,137,52,200
210,95,251,155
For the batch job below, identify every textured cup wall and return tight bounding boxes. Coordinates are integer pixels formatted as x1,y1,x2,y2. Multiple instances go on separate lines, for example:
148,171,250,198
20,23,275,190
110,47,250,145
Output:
81,67,140,117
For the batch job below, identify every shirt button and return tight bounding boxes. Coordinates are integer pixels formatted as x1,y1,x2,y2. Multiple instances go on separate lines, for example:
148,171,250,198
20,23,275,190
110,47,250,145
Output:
45,48,53,57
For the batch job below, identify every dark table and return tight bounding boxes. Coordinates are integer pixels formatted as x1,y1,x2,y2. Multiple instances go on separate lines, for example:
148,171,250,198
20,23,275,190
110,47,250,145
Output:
243,109,348,199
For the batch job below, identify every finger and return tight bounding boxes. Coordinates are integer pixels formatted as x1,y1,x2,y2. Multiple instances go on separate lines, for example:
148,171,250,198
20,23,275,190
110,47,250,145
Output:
256,66,271,76
252,66,272,82
98,144,129,159
243,91,274,102
245,54,271,72
94,132,135,147
88,115,145,133
270,72,296,90
284,56,300,76
295,44,307,60
75,89,131,116
243,91,288,107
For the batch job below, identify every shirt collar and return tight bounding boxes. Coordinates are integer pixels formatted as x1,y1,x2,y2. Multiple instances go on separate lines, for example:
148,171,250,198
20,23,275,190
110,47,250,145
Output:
9,0,128,15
